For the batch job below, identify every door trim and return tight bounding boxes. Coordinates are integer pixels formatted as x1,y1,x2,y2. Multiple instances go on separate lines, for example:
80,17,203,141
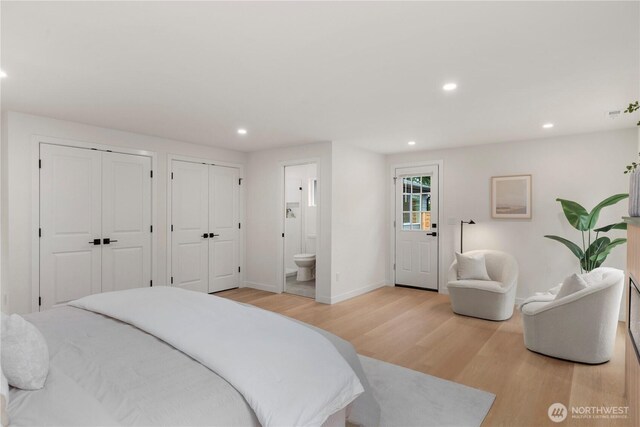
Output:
31,135,157,312
278,158,322,301
388,160,444,293
166,154,245,291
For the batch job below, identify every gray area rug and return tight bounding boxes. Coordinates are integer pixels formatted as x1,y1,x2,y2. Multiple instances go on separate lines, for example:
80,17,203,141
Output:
359,355,495,427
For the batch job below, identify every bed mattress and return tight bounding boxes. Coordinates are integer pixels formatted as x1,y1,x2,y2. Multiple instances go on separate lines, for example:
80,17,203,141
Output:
8,305,379,426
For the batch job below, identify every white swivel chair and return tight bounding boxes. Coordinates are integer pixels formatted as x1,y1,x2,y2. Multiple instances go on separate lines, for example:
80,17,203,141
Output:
520,267,624,364
447,250,519,321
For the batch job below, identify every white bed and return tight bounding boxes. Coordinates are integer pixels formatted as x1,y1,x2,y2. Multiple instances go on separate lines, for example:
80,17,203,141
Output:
7,288,380,427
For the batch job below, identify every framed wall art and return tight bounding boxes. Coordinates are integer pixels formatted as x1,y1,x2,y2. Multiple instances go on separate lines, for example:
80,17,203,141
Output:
491,175,532,219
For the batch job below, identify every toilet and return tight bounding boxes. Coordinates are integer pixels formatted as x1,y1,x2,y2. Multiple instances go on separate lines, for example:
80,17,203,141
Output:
293,254,316,282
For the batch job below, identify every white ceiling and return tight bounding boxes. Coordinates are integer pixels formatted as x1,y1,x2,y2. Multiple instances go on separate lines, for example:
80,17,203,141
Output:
1,1,638,153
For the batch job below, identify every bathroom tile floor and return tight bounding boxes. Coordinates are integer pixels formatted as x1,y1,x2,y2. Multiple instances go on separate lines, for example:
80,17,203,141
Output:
285,276,315,298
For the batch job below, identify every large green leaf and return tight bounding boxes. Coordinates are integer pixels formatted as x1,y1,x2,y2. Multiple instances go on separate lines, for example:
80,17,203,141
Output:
591,238,627,264
594,222,628,233
581,237,610,271
585,237,610,260
586,194,629,229
555,198,590,230
544,235,584,259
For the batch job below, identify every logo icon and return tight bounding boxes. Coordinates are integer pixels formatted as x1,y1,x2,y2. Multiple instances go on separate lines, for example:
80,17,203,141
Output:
548,403,568,423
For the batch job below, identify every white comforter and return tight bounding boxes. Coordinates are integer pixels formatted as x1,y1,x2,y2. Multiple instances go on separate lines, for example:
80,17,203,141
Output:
69,287,364,427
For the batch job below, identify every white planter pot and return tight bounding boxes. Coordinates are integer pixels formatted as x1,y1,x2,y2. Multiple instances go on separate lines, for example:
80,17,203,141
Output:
630,171,640,217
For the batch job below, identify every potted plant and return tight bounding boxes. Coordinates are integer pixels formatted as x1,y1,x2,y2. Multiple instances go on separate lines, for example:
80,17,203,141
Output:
624,101,639,216
626,152,639,217
545,194,628,272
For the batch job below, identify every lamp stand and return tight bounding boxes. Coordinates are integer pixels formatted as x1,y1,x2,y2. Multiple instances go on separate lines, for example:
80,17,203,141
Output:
460,219,476,253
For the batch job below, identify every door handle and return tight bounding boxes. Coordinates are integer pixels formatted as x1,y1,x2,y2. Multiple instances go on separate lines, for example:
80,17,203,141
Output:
427,232,437,237
210,233,220,238
103,238,118,245
202,233,209,239
88,239,101,245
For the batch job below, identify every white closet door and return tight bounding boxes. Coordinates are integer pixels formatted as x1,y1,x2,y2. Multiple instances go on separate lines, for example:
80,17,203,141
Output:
40,144,102,309
172,160,209,292
101,152,152,292
208,166,240,293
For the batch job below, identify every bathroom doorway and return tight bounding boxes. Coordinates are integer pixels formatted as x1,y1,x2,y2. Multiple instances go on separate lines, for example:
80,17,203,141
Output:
283,163,317,298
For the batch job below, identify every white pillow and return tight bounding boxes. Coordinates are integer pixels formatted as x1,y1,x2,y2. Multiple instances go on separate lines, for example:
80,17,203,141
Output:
1,313,49,390
548,283,563,295
555,273,588,300
455,252,491,281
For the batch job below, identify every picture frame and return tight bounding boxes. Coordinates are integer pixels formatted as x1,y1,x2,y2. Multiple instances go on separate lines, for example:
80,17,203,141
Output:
491,175,532,219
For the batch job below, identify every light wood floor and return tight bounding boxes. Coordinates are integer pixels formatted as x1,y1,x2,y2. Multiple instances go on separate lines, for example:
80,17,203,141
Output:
219,286,630,427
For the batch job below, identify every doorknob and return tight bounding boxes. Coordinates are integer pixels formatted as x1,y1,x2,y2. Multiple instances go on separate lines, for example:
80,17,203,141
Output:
209,233,220,238
103,238,118,245
427,232,437,237
202,233,209,239
88,238,101,245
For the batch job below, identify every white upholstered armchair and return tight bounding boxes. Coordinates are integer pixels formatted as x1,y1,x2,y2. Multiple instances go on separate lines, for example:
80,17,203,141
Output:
520,267,624,364
447,250,519,321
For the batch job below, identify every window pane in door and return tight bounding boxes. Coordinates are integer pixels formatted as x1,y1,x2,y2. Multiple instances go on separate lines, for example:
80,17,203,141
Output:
411,212,420,226
403,178,411,194
422,212,431,230
411,195,420,212
421,194,430,211
422,176,431,192
403,195,410,211
403,213,410,230
412,177,421,193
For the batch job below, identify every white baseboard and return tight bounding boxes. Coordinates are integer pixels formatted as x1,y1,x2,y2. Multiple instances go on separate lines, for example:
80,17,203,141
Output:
330,281,387,304
243,281,280,293
315,294,332,304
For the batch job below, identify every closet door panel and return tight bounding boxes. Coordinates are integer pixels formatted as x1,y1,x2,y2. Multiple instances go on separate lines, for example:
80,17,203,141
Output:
209,165,239,293
101,152,151,292
40,144,102,309
172,160,209,292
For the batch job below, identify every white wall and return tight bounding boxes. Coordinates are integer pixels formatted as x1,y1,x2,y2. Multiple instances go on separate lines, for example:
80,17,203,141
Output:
331,143,388,303
1,112,246,314
387,128,637,301
244,142,332,302
2,110,635,313
1,113,8,313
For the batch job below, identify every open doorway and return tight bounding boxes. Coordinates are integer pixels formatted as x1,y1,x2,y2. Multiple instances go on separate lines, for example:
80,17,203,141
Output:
283,163,317,298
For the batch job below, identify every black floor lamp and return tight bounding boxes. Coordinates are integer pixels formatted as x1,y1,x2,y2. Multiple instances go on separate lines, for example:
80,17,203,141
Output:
460,220,475,253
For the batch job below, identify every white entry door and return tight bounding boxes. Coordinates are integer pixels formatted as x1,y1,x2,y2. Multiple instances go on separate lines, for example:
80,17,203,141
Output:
171,160,209,292
208,166,239,293
101,152,152,292
395,165,439,290
171,160,240,293
40,144,152,310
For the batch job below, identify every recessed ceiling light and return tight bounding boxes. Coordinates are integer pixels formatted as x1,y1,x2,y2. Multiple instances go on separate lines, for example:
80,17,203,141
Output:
542,123,554,129
408,141,416,146
442,83,457,91
0,70,7,78
237,128,247,135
